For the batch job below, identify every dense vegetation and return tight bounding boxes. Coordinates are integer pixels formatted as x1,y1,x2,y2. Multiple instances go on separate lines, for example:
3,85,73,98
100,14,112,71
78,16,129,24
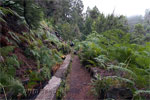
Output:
74,8,150,100
0,0,150,99
0,0,71,99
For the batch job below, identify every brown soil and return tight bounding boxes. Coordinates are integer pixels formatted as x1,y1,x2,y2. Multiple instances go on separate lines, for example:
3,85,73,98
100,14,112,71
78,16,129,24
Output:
64,56,95,100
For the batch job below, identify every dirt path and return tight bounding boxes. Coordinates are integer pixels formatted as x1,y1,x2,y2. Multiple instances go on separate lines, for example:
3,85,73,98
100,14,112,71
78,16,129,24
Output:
64,56,95,100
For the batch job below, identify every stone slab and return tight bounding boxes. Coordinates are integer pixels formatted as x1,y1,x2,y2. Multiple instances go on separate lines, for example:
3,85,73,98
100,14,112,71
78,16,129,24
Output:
35,76,61,100
55,55,71,78
35,54,71,100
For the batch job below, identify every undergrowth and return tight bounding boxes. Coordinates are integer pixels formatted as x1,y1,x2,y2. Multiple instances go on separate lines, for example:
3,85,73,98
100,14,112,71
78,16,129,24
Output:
76,30,150,99
0,8,71,99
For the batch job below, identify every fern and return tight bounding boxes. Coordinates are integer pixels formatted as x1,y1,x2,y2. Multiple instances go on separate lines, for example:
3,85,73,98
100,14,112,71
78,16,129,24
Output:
8,31,21,44
0,7,14,16
107,65,137,79
0,54,20,77
104,76,135,86
0,17,6,23
9,78,26,96
91,74,109,97
133,90,150,99
146,68,150,73
0,72,26,96
94,55,109,68
134,90,150,96
40,66,51,79
0,6,24,19
0,46,15,56
87,60,97,67
29,71,43,82
80,41,101,65
0,83,7,100
5,55,20,68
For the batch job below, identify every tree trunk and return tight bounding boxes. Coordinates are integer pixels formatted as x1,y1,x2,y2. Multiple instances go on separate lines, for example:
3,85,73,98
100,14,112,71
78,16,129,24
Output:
23,0,30,29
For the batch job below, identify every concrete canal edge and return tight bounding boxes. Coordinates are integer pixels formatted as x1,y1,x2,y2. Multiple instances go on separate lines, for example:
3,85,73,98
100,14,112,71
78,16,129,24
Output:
35,54,71,100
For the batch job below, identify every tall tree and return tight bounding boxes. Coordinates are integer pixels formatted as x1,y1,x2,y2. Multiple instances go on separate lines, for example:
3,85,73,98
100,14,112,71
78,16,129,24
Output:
10,0,43,29
144,9,150,24
134,24,145,35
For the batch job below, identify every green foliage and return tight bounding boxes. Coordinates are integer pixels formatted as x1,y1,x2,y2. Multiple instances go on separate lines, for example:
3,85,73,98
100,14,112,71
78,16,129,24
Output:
0,7,13,23
80,41,101,65
104,76,135,87
78,23,150,99
109,45,133,62
134,90,150,96
0,46,15,56
38,46,54,68
101,29,130,44
79,30,130,66
128,10,150,44
91,74,109,98
1,0,149,99
40,66,51,79
60,43,71,54
27,45,62,70
9,78,26,96
134,24,145,34
0,53,20,78
57,22,81,40
129,66,150,89
5,55,20,68
23,0,43,29
0,72,26,96
0,6,26,28
8,31,21,44
29,71,43,82
0,45,24,97
107,64,137,79
134,90,150,100
3,0,43,29
83,7,129,35
0,7,14,16
83,17,93,35
56,80,68,100
94,55,109,68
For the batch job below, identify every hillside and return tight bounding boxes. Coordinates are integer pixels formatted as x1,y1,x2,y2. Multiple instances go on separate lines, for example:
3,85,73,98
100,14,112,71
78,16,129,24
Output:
0,3,71,99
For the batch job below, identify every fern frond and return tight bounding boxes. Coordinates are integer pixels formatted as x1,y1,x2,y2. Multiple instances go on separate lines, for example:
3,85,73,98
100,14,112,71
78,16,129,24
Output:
94,55,109,68
134,90,150,95
0,72,26,96
6,55,20,68
9,78,26,96
134,90,150,97
107,65,137,78
0,7,14,16
145,68,150,73
8,31,21,44
87,60,96,67
104,76,135,85
0,17,6,23
40,66,51,79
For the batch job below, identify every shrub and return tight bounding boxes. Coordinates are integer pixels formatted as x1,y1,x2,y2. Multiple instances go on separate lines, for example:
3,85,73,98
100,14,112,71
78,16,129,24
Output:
80,42,101,65
0,72,26,97
91,74,109,98
95,55,110,68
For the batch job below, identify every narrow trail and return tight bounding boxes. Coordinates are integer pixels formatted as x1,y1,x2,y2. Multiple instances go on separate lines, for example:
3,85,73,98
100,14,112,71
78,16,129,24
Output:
64,56,95,100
